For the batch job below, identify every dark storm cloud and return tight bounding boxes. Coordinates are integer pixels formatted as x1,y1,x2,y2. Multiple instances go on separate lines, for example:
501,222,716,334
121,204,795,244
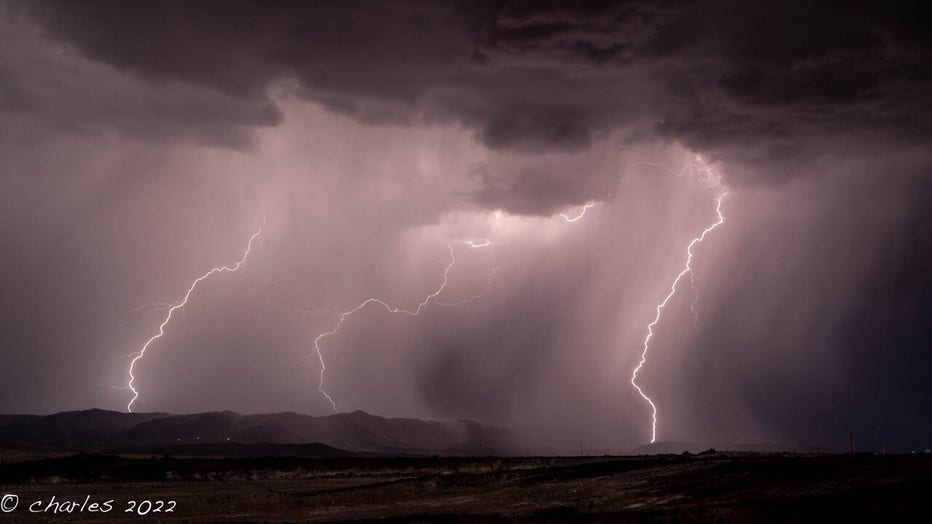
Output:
467,163,591,216
8,0,930,210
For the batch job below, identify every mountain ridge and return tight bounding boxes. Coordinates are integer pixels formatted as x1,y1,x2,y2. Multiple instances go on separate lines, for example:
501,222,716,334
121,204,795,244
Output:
0,409,520,456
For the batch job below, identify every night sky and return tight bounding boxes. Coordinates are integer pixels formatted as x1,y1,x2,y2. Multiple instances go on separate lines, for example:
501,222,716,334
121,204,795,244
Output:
1,0,930,453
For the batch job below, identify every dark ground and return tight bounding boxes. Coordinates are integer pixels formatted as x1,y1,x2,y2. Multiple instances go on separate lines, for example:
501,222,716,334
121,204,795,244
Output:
0,451,929,522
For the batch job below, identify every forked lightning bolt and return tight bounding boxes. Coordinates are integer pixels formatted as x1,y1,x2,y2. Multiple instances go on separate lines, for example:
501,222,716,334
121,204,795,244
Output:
631,187,728,443
125,224,263,412
688,273,701,326
313,201,597,412
436,266,500,307
314,243,467,413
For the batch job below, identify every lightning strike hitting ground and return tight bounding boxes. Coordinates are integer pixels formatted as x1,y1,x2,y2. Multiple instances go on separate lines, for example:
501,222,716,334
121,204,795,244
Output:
630,187,728,443
125,224,263,413
314,244,458,413
310,185,619,414
560,202,595,222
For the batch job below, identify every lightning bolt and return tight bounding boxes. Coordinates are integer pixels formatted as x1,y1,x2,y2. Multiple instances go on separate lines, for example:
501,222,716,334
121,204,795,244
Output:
436,266,501,307
560,202,596,222
125,222,263,413
466,239,491,248
688,272,701,326
118,302,182,330
639,160,714,182
630,187,728,443
129,301,182,313
314,244,458,413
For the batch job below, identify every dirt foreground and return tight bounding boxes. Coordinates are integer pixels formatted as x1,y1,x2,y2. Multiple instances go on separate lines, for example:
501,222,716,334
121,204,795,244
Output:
0,452,929,522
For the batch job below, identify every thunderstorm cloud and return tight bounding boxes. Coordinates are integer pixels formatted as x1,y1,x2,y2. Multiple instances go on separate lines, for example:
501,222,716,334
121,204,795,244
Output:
0,0,929,451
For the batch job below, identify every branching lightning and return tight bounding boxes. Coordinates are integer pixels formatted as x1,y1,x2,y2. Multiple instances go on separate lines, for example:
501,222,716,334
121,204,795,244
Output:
311,238,502,412
118,302,182,330
124,223,263,413
311,194,608,412
688,273,701,326
129,302,182,313
630,178,728,443
313,244,458,412
436,266,501,307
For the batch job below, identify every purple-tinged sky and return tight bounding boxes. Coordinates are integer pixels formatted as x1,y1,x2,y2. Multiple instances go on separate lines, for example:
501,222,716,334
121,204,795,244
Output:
0,1,929,452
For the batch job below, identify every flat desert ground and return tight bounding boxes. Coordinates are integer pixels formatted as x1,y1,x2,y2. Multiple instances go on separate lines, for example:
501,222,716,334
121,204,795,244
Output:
1,452,929,522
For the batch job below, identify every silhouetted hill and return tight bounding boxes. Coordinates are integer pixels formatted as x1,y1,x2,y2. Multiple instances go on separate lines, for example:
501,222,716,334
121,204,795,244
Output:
0,409,519,456
0,409,169,447
115,441,357,458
